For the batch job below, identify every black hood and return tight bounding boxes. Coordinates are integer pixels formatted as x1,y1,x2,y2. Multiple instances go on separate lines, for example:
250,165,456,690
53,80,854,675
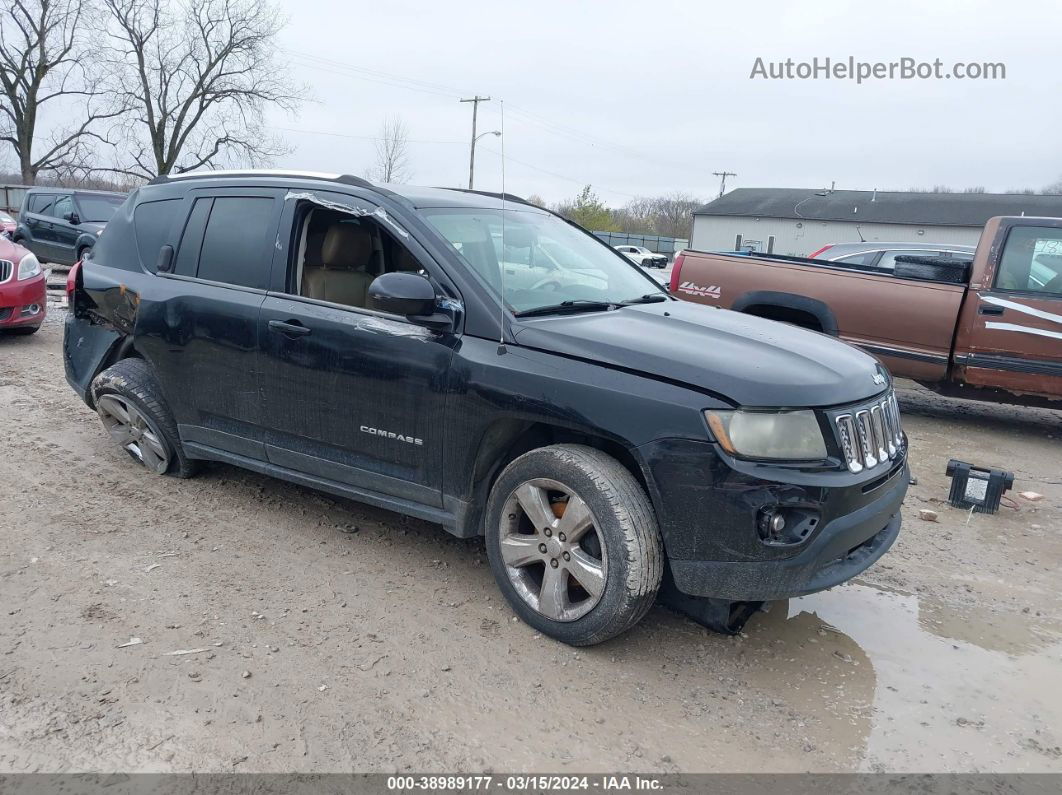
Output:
512,300,888,408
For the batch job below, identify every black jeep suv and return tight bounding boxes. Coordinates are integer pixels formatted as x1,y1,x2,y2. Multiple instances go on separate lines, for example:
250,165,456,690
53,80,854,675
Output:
64,170,908,646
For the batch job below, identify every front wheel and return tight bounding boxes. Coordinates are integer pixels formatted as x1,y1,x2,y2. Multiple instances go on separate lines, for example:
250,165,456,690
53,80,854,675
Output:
485,444,663,646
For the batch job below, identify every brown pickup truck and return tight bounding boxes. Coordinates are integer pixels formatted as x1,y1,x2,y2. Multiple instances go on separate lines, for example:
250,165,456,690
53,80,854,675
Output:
670,216,1062,408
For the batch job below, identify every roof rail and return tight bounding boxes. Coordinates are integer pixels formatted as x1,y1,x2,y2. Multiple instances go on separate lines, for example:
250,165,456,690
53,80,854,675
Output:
446,188,536,208
147,169,375,189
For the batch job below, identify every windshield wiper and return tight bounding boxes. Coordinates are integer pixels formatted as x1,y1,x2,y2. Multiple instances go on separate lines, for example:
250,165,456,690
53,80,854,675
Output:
514,299,617,318
620,293,669,305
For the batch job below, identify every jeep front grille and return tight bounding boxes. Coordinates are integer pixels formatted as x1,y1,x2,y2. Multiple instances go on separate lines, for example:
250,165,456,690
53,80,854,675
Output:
834,392,903,473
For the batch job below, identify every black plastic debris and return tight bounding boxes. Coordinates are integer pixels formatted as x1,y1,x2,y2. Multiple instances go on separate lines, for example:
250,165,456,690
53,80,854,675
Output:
946,459,1014,514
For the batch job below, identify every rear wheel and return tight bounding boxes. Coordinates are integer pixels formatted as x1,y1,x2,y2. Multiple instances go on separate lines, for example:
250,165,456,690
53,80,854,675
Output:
76,246,89,263
90,358,198,478
485,444,663,646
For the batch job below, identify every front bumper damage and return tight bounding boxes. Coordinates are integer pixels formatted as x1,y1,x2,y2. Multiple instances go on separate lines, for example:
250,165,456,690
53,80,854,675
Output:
638,436,908,631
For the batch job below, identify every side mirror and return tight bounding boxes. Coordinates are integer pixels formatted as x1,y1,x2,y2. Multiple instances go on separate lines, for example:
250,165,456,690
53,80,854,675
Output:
368,272,451,330
64,211,80,225
156,244,174,273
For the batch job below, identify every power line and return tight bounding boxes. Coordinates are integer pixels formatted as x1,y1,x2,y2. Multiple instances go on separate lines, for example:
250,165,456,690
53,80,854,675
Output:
271,125,465,145
478,146,639,199
281,48,708,182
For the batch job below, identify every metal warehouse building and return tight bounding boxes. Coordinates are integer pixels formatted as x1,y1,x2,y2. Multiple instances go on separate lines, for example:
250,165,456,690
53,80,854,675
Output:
690,188,1062,257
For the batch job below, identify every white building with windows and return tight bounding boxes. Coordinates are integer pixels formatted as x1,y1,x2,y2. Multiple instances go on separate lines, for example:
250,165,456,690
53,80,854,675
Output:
690,188,1062,256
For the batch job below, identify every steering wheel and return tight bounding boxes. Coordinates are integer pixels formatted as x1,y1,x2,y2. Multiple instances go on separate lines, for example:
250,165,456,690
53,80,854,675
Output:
530,277,563,291
1040,274,1062,294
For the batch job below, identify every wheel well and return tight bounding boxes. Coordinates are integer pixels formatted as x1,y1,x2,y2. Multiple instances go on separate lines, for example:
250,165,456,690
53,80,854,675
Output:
742,304,824,332
86,338,144,408
463,421,651,537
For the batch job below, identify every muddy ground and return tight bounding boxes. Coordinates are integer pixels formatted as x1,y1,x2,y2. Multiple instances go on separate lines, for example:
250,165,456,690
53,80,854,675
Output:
1,312,1060,773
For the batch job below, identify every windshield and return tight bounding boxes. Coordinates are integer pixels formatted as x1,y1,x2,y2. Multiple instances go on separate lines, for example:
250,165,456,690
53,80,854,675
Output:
422,207,665,314
75,194,125,223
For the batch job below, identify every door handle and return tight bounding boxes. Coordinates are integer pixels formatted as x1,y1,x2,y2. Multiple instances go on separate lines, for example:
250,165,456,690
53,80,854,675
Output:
978,305,1005,316
268,319,311,337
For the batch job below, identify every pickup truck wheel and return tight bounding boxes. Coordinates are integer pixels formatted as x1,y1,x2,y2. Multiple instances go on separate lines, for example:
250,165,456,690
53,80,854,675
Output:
485,444,663,645
90,358,198,478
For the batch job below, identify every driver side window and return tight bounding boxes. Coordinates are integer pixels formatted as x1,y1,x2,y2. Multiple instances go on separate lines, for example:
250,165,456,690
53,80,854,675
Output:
285,202,427,311
995,226,1062,296
51,195,73,219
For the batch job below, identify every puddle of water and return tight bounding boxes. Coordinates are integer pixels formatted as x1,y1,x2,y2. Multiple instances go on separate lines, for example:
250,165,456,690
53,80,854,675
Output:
743,582,1062,771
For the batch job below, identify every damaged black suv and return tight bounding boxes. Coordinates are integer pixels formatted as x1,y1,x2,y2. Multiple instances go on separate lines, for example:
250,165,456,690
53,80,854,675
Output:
64,170,908,646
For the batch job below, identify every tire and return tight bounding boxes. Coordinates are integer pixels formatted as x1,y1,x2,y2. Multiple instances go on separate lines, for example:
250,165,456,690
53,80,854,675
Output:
893,255,970,284
484,444,663,645
76,246,89,262
90,358,199,478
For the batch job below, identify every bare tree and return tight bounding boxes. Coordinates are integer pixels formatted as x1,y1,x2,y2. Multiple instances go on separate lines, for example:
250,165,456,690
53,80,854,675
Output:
99,0,300,178
525,193,547,208
1043,176,1062,195
367,115,410,183
652,192,701,239
0,0,119,184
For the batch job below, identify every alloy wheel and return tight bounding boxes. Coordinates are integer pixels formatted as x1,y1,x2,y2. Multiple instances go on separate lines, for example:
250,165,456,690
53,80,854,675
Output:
498,478,608,622
96,394,170,474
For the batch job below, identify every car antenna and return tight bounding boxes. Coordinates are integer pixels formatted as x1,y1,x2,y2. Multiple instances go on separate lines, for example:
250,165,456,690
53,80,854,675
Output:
497,99,508,352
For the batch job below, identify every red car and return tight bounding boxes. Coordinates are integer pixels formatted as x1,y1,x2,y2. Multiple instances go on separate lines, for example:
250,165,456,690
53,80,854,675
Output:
0,236,46,335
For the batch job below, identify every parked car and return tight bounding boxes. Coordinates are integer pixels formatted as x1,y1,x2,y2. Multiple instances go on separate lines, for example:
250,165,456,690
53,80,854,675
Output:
0,236,46,335
65,171,907,646
670,216,1062,408
808,241,976,271
0,210,17,237
614,244,668,268
15,188,126,266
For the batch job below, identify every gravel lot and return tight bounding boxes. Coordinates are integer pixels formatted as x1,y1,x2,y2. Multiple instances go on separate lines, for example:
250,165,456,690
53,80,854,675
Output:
1,311,1060,773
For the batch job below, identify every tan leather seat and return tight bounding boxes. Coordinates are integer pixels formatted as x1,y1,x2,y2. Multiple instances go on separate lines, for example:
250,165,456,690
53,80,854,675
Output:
301,223,374,307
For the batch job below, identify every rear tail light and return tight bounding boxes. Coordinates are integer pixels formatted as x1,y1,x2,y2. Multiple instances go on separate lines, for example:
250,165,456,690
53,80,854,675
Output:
807,244,834,259
67,259,82,306
669,253,685,292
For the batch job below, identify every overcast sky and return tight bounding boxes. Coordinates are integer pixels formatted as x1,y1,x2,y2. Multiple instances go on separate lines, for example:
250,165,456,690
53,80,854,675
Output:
270,0,1060,206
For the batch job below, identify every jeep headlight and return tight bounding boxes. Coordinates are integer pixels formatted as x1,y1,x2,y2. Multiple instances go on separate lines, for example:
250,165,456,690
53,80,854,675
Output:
17,252,41,280
704,409,827,461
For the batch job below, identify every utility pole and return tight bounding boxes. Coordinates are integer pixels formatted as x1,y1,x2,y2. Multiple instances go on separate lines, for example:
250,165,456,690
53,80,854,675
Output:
713,170,737,198
460,95,491,189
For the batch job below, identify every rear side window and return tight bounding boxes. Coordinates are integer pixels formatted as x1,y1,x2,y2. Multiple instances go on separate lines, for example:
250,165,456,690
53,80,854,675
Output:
27,194,55,214
174,198,212,277
195,197,275,289
134,199,180,270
